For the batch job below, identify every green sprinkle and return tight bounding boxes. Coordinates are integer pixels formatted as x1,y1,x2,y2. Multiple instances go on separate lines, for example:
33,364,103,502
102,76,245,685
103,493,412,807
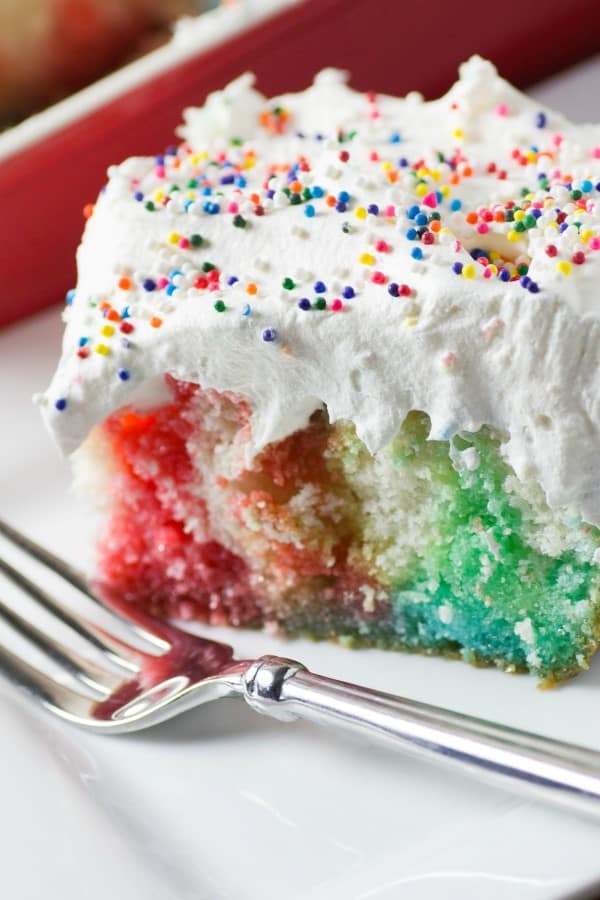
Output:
231,137,243,146
202,261,216,272
233,214,247,228
282,277,296,290
314,297,327,310
145,201,155,212
290,194,301,205
302,187,312,200
214,300,226,312
514,221,526,233
187,179,199,189
524,215,537,229
169,184,180,193
517,264,529,275
189,234,204,247
571,189,582,200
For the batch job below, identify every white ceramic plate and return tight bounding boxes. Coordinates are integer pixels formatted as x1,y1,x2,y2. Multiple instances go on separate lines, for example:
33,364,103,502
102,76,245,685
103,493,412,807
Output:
3,59,600,900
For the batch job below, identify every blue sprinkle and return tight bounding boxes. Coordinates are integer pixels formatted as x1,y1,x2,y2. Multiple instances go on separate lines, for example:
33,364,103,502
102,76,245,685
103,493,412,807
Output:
219,174,235,185
389,132,402,143
133,191,144,202
298,298,311,310
528,281,540,293
499,268,511,282
304,204,316,218
65,289,76,305
411,247,423,260
535,111,547,128
531,208,542,219
407,205,420,220
78,337,88,346
142,279,156,292
227,276,239,286
388,282,399,297
415,213,428,227
342,286,355,299
55,398,67,412
520,275,531,289
338,190,351,203
312,185,325,198
203,201,220,215
169,269,182,279
398,157,409,167
581,179,594,192
183,200,194,212
121,338,132,349
367,204,379,215
155,155,165,166
559,222,569,233
336,201,347,212
166,284,177,296
118,369,130,381
452,262,463,275
121,306,131,319
405,228,418,241
202,186,213,196
166,145,177,156
266,189,275,199
314,281,327,294
315,133,324,141
241,303,252,317
235,176,247,188
262,328,277,342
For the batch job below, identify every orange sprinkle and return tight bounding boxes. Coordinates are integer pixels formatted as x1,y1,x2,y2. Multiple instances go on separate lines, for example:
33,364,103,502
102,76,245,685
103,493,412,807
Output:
118,277,132,291
430,219,441,233
106,309,120,322
466,212,478,225
83,203,95,219
387,170,399,183
99,300,111,311
246,283,258,295
289,180,303,193
449,172,460,185
461,165,473,177
326,195,337,207
150,316,163,328
249,193,260,205
494,210,505,222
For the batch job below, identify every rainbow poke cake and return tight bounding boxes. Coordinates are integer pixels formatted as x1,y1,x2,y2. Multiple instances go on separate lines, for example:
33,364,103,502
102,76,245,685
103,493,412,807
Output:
40,58,600,682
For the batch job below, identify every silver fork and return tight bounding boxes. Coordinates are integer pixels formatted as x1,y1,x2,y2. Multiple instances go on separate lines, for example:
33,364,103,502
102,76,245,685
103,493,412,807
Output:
2,518,600,821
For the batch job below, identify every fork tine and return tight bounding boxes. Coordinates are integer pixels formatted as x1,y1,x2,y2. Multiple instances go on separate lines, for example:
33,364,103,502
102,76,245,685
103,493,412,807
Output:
0,556,138,675
0,594,119,698
0,518,168,653
0,641,96,720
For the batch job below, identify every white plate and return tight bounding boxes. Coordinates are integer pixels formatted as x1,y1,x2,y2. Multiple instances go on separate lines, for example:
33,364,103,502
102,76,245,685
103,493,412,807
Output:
3,60,600,900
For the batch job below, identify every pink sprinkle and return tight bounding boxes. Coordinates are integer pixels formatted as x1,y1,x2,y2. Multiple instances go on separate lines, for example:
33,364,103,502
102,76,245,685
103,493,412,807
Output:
399,284,412,296
155,165,166,178
553,134,564,147
208,282,220,292
178,238,190,249
442,352,457,368
422,192,438,209
372,271,387,284
589,237,600,250
227,202,239,214
592,148,600,159
375,240,390,252
369,109,381,120
477,223,489,234
496,103,510,116
384,205,396,217
331,298,343,311
157,277,169,289
483,267,494,279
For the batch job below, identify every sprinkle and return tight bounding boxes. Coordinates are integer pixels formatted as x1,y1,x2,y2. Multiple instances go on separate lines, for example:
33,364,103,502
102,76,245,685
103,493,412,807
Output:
55,398,67,411
452,261,463,275
118,369,130,381
411,247,423,260
355,207,367,220
462,264,476,278
422,192,438,209
246,283,258,295
572,251,586,265
314,280,327,293
496,103,510,116
556,260,572,276
298,298,311,310
262,328,277,341
101,324,114,337
142,279,156,292
342,286,355,299
314,297,327,310
359,252,375,266
367,204,379,215
120,321,134,334
331,299,343,311
388,282,399,297
214,300,226,312
241,303,252,316
304,204,316,218
95,344,110,355
282,277,296,290
118,277,132,291
233,214,247,228
65,289,76,305
150,316,163,328
339,150,350,163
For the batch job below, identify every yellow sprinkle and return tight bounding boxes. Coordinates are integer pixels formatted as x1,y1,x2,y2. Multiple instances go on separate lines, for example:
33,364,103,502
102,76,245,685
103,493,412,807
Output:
547,221,559,230
513,210,525,221
452,128,464,140
355,207,367,220
405,316,418,327
507,230,520,242
168,232,181,244
198,150,209,160
430,169,441,182
381,160,393,172
359,252,375,266
153,190,164,202
415,183,428,197
557,260,572,276
243,157,256,169
440,185,451,197
100,325,114,337
581,229,593,243
489,250,500,261
439,226,451,235
487,264,499,275
462,264,476,279
190,154,201,166
186,191,196,200
416,167,430,178
95,344,110,356
525,151,537,163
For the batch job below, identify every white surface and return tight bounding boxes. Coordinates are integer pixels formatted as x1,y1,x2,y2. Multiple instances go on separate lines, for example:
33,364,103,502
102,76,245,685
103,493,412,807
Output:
2,61,600,900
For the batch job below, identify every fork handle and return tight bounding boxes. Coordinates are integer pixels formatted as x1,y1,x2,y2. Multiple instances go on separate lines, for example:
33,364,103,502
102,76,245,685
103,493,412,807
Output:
242,655,600,819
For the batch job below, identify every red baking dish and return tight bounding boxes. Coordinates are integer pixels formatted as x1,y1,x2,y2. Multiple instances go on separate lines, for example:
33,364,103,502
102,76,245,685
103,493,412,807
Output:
3,0,599,329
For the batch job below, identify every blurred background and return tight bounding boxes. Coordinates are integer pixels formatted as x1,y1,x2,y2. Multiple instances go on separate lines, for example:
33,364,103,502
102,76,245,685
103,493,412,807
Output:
0,0,221,128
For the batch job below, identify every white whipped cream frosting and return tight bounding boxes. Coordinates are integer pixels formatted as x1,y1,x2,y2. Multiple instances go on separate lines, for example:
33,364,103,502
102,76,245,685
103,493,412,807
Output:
41,58,600,525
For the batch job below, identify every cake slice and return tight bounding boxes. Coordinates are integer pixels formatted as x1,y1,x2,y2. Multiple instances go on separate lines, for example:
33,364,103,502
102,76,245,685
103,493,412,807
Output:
40,58,600,681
